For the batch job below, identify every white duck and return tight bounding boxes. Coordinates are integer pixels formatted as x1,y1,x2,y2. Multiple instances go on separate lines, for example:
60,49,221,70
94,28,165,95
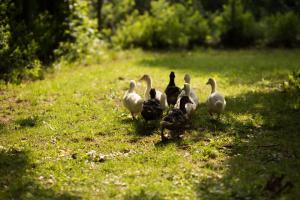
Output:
139,74,168,108
175,83,196,117
183,74,199,106
206,78,226,117
123,80,143,119
175,74,199,109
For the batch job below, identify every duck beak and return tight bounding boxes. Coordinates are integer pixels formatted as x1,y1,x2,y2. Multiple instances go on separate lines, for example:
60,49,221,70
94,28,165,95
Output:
138,77,143,82
206,81,209,85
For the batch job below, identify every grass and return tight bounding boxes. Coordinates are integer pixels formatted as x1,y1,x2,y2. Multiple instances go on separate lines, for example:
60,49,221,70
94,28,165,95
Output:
0,49,300,199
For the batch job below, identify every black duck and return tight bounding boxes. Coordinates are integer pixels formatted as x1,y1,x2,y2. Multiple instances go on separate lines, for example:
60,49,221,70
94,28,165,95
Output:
164,72,181,106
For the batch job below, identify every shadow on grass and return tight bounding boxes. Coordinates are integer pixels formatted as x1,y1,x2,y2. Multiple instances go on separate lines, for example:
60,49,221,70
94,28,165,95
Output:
15,116,39,128
194,89,300,199
0,148,81,199
153,104,232,148
121,118,160,136
0,123,6,131
124,189,163,200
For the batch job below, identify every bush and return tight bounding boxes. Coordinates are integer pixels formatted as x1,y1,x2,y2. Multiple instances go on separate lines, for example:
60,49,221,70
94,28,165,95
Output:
54,1,105,65
220,0,260,47
111,10,154,48
0,0,71,83
0,1,42,83
101,0,136,41
262,12,300,47
206,12,223,46
112,0,209,48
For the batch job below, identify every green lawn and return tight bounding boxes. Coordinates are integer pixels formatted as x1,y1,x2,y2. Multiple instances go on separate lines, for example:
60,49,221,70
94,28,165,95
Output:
1,49,300,199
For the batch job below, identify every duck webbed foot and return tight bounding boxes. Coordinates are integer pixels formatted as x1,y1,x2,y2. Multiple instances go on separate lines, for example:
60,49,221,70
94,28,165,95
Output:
131,113,136,120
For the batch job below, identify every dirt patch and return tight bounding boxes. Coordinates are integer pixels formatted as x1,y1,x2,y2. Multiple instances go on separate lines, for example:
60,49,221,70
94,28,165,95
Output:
0,115,12,124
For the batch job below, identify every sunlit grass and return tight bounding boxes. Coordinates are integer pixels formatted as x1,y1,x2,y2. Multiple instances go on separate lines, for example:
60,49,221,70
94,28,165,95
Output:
0,49,300,199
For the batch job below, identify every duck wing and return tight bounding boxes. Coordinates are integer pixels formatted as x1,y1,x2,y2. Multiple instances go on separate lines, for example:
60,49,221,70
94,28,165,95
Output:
189,88,199,106
141,99,163,121
165,86,181,105
161,109,187,130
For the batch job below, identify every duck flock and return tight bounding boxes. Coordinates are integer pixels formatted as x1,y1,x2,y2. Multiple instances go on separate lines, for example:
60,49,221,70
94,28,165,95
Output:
123,72,226,142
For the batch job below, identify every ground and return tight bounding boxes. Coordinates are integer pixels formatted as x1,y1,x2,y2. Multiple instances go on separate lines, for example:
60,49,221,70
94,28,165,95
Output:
0,49,300,199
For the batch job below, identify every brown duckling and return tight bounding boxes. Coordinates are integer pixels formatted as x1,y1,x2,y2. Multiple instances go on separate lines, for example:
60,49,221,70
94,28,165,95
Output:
141,88,163,121
160,96,193,141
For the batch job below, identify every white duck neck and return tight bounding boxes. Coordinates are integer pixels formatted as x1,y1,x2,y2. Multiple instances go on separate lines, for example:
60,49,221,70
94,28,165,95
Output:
184,83,191,96
186,86,191,96
144,78,152,99
128,86,135,93
211,80,216,94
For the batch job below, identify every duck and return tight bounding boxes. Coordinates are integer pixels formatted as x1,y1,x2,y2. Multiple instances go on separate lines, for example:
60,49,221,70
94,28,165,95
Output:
183,83,197,117
206,78,226,117
160,96,193,141
164,72,181,106
139,74,162,100
183,74,199,106
174,83,196,116
175,74,199,107
141,88,164,121
123,80,143,119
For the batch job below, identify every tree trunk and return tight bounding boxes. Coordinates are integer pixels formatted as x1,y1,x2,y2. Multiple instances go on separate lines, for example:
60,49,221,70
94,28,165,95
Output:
97,0,104,32
24,0,37,25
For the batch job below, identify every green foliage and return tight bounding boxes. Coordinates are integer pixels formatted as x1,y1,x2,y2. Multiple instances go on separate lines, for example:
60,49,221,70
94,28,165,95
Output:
54,1,104,65
2,0,300,83
111,11,153,48
0,2,42,83
262,12,300,47
205,12,223,46
112,0,209,48
284,70,300,91
0,0,70,83
101,0,136,40
220,0,259,47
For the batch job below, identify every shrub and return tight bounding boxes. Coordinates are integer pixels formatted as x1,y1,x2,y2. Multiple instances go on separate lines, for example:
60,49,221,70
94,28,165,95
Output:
151,1,209,48
112,0,209,48
101,0,136,41
0,0,71,83
55,1,105,65
262,12,300,47
0,1,42,83
206,12,223,46
111,11,154,48
220,0,259,47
